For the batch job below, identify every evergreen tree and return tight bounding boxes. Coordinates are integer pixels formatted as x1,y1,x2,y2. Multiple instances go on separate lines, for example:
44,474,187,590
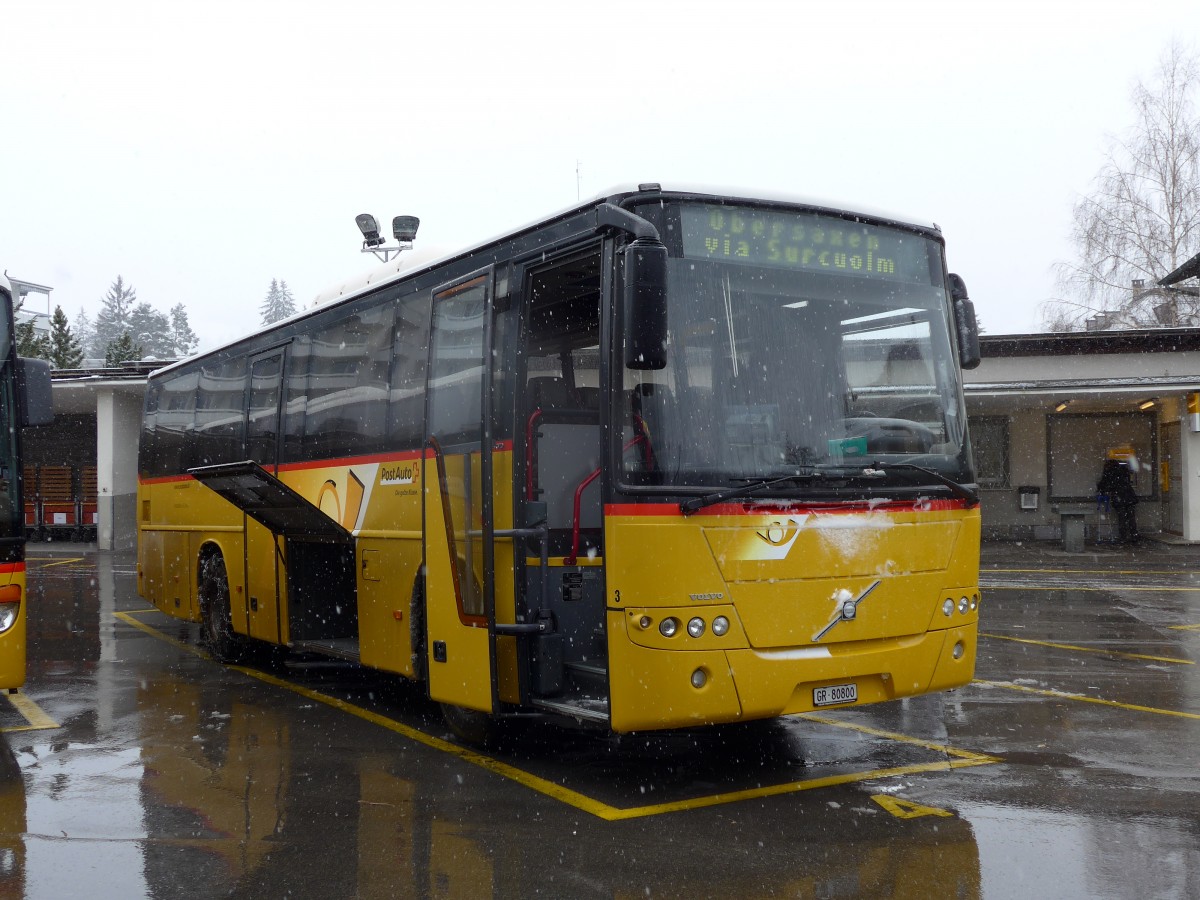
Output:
105,332,142,366
93,275,138,357
74,308,96,360
47,305,84,369
128,302,173,358
169,303,199,356
277,280,297,319
260,277,297,325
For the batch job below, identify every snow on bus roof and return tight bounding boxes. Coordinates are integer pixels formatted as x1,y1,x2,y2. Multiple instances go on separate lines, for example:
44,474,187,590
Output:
152,184,939,378
304,183,938,310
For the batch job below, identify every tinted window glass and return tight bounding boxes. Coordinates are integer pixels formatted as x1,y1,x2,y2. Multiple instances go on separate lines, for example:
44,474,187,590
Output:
388,291,431,448
247,353,283,466
194,356,246,466
156,371,198,475
301,304,395,460
428,278,486,446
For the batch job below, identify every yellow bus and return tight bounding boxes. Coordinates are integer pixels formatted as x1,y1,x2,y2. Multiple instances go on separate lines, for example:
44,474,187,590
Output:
137,185,983,740
0,273,55,691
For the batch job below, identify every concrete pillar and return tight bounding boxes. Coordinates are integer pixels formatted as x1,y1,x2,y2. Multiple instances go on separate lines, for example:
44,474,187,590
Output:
1180,411,1200,542
96,389,142,550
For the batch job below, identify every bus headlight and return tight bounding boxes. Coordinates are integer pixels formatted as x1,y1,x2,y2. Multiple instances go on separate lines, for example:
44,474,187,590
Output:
711,616,730,636
690,668,708,688
958,596,970,615
687,617,705,638
0,602,18,634
942,598,955,617
659,617,679,638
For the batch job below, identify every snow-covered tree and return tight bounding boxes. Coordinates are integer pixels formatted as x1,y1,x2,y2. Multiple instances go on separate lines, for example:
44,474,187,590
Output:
1043,42,1200,331
47,305,84,369
169,303,199,356
93,276,138,356
260,277,297,325
128,302,173,359
74,308,96,359
104,331,141,366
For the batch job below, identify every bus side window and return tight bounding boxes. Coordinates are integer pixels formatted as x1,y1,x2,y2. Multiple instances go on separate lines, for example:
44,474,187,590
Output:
156,371,199,475
388,290,432,449
195,355,247,466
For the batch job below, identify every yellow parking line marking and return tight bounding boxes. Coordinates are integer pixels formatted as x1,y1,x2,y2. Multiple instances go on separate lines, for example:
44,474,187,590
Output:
872,795,954,819
26,556,87,569
799,713,999,765
981,632,1193,665
975,679,1200,720
987,567,1200,576
115,610,206,657
1169,623,1200,631
119,608,1001,820
981,584,1200,593
1,692,59,732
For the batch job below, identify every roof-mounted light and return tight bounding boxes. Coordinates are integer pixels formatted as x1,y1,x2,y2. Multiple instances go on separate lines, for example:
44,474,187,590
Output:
355,213,384,248
355,212,419,262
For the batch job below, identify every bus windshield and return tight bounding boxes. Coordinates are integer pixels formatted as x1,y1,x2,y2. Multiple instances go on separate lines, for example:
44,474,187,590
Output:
622,202,972,492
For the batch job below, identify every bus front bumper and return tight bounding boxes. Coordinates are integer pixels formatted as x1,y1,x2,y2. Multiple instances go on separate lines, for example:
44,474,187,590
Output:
607,623,976,733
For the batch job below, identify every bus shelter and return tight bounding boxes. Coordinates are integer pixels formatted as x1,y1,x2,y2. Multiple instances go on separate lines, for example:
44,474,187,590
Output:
965,328,1200,544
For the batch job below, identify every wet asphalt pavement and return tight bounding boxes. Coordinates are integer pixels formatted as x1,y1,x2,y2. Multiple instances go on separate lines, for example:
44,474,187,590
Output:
1,539,1197,898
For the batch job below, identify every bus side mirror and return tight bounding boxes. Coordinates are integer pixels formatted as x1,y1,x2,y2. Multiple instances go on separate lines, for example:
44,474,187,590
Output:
16,357,54,427
624,240,668,370
949,273,981,370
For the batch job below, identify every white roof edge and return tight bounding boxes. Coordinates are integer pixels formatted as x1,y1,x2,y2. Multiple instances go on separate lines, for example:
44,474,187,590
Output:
151,183,940,379
299,183,939,315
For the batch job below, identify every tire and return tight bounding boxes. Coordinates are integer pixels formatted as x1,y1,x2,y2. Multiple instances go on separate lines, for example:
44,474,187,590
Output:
199,553,245,663
439,703,496,746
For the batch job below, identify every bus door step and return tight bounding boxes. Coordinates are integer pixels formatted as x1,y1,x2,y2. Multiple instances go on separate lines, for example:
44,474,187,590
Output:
291,638,361,663
565,661,607,681
531,695,610,724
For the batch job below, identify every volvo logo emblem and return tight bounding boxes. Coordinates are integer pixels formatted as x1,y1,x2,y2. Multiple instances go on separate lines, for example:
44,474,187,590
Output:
813,580,881,643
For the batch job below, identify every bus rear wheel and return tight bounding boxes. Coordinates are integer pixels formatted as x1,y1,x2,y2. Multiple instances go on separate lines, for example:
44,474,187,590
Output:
199,554,245,664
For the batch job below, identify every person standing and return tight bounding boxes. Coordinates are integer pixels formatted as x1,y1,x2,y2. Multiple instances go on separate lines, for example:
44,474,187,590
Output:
1097,458,1140,544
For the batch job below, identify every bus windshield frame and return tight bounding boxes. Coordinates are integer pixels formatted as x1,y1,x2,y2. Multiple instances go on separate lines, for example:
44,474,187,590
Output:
615,200,974,500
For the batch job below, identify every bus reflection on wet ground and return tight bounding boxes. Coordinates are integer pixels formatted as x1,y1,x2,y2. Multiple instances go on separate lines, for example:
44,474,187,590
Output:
2,542,1198,898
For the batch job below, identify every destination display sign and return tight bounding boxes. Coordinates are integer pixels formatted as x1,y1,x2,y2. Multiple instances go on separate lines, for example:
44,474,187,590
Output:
680,204,935,285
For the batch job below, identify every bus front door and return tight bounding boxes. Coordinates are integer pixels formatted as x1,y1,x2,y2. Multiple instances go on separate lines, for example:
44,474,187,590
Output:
423,273,496,714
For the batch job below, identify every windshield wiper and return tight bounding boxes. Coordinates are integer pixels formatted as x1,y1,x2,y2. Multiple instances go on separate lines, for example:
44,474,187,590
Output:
678,463,977,516
865,462,979,504
680,473,821,516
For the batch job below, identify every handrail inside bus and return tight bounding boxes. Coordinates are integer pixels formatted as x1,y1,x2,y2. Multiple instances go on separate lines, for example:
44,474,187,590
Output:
565,432,648,565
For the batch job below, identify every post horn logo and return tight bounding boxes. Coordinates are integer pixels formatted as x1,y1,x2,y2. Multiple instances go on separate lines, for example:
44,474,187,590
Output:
754,515,806,559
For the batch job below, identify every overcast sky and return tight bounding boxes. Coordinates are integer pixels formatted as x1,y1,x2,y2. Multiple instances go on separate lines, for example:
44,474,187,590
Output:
3,1,1198,351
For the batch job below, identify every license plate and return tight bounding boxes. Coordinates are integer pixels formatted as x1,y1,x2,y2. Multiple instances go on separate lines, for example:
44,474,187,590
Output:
813,682,857,707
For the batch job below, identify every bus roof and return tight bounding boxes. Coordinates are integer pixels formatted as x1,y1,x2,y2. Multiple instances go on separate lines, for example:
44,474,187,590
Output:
151,184,941,379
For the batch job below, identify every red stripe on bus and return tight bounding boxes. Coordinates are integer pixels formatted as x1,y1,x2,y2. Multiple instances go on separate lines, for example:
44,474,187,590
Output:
604,498,970,517
0,563,25,575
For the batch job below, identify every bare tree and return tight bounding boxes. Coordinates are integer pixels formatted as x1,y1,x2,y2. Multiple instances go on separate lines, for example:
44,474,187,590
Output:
1042,42,1200,331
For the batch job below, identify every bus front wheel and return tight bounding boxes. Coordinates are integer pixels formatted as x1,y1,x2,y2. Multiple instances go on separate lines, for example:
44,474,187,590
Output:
439,703,495,746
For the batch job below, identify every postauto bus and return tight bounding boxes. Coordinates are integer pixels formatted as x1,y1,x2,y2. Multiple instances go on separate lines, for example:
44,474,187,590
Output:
0,272,54,690
137,185,983,740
